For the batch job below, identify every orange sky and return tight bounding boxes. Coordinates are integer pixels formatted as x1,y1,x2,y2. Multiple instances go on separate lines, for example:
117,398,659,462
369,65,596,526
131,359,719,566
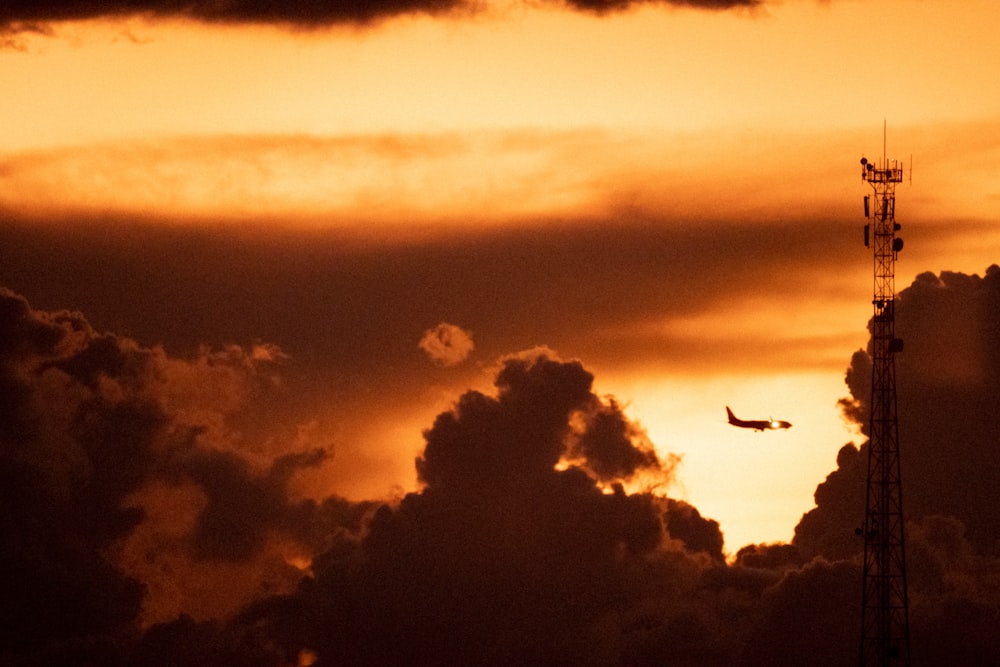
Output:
3,1,999,147
2,0,1000,551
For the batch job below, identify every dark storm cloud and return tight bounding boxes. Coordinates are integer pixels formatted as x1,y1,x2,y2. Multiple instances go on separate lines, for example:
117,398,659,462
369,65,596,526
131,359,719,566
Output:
415,351,667,490
227,352,726,665
800,266,1000,555
175,445,328,561
0,289,151,657
0,0,760,30
0,0,464,28
0,287,366,662
793,441,864,562
0,290,162,547
7,209,1000,663
787,266,1000,660
415,353,599,491
664,498,725,561
740,558,860,666
7,269,1000,662
566,396,663,482
209,352,916,666
0,215,857,397
905,515,1000,663
0,241,763,663
566,0,757,13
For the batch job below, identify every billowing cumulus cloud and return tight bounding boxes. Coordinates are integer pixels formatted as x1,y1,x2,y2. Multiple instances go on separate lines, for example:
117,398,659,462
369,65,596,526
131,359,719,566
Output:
801,266,1000,555
0,292,726,663
790,266,1000,660
418,322,474,367
6,264,1000,663
0,287,372,658
225,351,716,665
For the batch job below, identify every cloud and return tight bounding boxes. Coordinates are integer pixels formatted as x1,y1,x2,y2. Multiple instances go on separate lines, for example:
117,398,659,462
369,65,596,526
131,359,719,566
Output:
740,558,860,666
0,0,466,29
0,133,616,224
0,128,878,227
173,446,328,561
0,21,52,50
800,266,1000,555
565,0,759,14
0,208,868,399
7,261,1000,663
0,287,368,658
236,352,710,664
784,266,1000,662
664,498,725,561
415,350,668,489
0,0,762,32
0,289,150,656
418,322,474,366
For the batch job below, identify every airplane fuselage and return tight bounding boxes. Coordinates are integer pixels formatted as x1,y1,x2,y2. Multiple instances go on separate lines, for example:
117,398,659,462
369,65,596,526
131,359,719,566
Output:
726,406,791,431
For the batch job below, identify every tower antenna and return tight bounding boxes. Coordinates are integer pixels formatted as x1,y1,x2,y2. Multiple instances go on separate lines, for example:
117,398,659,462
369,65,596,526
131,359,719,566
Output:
858,132,911,665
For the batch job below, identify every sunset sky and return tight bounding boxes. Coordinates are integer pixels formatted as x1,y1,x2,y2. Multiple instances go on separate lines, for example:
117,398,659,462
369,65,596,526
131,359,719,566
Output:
3,0,1000,549
2,0,1000,662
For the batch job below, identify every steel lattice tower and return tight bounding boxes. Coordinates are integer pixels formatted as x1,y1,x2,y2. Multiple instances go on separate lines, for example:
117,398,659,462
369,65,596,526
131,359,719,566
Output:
858,142,911,666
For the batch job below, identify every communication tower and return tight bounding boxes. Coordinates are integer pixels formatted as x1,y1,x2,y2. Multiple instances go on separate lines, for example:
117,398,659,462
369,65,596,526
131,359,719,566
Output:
858,133,911,666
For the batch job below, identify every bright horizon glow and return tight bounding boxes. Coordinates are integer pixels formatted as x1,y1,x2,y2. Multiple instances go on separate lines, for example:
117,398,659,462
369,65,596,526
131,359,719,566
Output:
621,372,862,552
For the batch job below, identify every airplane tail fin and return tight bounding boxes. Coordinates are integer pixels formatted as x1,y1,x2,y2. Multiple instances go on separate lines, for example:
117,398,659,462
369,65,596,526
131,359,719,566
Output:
726,406,737,424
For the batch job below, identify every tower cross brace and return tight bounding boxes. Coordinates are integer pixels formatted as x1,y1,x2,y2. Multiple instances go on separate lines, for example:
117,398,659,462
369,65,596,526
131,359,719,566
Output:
859,153,911,666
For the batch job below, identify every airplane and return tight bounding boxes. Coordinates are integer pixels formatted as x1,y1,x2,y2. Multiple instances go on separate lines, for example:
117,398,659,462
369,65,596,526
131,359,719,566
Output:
726,406,792,432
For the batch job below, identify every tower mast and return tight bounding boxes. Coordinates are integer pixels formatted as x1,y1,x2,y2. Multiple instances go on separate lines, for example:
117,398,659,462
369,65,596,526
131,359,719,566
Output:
858,133,911,665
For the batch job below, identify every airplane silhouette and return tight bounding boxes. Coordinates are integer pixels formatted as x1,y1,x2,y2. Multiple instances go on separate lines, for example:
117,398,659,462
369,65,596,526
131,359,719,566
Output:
726,406,792,432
